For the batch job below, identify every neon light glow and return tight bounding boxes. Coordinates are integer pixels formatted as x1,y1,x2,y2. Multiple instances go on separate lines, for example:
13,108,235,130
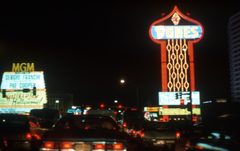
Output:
149,6,204,93
144,107,159,112
151,25,202,39
0,71,47,113
196,143,229,151
1,72,45,89
159,108,201,115
159,91,200,105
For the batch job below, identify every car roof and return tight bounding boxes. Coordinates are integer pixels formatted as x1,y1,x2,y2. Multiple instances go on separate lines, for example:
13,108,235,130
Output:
0,114,28,119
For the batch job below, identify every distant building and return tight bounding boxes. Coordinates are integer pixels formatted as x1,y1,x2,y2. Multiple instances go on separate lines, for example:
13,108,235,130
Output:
47,92,73,112
228,11,240,102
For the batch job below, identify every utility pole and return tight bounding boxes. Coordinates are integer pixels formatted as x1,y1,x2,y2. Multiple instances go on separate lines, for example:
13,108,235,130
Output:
187,54,193,135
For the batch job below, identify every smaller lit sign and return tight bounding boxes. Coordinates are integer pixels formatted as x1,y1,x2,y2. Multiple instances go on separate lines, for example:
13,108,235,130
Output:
159,91,200,105
144,107,159,112
159,108,201,115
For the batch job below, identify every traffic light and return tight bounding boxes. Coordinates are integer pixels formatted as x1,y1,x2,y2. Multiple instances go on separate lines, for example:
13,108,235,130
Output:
2,89,6,98
175,93,178,99
180,99,184,106
118,104,122,108
192,114,197,122
179,91,182,99
100,104,105,108
33,86,36,96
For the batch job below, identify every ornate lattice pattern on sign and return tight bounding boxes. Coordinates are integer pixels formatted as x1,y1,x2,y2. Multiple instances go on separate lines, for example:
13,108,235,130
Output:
166,39,189,92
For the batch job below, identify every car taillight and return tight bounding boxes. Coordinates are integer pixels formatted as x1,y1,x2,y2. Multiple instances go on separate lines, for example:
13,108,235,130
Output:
62,142,72,149
26,133,32,140
113,143,123,150
4,140,7,147
141,132,145,137
176,132,180,138
34,134,41,140
195,146,204,149
95,143,105,149
123,122,127,127
44,142,54,149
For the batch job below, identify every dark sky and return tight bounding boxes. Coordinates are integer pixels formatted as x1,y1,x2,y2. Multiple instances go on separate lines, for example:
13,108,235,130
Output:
0,1,239,108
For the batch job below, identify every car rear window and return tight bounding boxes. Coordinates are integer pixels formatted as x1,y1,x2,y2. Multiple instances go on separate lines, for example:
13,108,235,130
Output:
54,115,118,130
142,122,173,130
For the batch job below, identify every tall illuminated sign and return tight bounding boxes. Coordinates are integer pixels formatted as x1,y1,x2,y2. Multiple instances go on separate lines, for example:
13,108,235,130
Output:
149,6,204,92
0,63,47,113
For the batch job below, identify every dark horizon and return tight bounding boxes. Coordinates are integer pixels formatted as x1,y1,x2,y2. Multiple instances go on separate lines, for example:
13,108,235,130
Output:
0,1,239,107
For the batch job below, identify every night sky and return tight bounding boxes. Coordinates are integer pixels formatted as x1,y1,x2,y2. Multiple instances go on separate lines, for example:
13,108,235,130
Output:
0,1,239,108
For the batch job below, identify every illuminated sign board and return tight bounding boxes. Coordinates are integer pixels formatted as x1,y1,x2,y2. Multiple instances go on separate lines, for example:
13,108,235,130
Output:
149,6,204,92
159,108,201,115
0,91,47,106
0,63,47,113
151,25,202,40
158,91,200,105
144,107,159,112
12,63,35,72
1,72,45,89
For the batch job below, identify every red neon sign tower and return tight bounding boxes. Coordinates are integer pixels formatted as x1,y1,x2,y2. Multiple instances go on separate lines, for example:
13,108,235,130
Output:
149,6,204,122
149,6,204,92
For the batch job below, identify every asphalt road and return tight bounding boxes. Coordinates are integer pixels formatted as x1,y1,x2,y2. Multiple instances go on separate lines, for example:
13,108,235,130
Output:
128,136,188,151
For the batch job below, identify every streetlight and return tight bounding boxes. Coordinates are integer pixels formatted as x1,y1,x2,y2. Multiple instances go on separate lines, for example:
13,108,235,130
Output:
120,79,139,108
55,100,59,110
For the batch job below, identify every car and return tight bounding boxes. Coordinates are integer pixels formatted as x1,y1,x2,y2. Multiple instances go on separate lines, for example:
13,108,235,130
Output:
29,115,50,138
39,114,128,151
30,108,60,129
185,114,240,151
0,135,7,151
0,114,36,151
138,121,180,151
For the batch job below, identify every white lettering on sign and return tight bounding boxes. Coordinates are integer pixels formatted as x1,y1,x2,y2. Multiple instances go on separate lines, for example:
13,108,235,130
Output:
1,72,45,90
152,25,202,40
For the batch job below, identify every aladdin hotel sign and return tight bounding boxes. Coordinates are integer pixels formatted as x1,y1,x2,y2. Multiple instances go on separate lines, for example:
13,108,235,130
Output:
0,63,47,113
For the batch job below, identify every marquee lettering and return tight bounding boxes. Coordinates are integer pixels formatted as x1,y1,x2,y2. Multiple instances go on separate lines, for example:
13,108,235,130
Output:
12,63,35,72
152,25,202,40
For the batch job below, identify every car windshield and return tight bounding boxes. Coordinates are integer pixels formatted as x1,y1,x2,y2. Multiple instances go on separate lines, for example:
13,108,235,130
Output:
54,115,119,130
142,122,173,130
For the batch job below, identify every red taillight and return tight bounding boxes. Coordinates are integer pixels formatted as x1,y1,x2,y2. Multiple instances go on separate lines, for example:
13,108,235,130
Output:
132,130,136,135
141,132,145,137
34,134,41,140
95,143,105,149
176,132,180,138
123,122,127,127
113,143,123,150
4,140,7,147
195,146,204,149
62,142,72,149
44,142,54,149
26,133,32,140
